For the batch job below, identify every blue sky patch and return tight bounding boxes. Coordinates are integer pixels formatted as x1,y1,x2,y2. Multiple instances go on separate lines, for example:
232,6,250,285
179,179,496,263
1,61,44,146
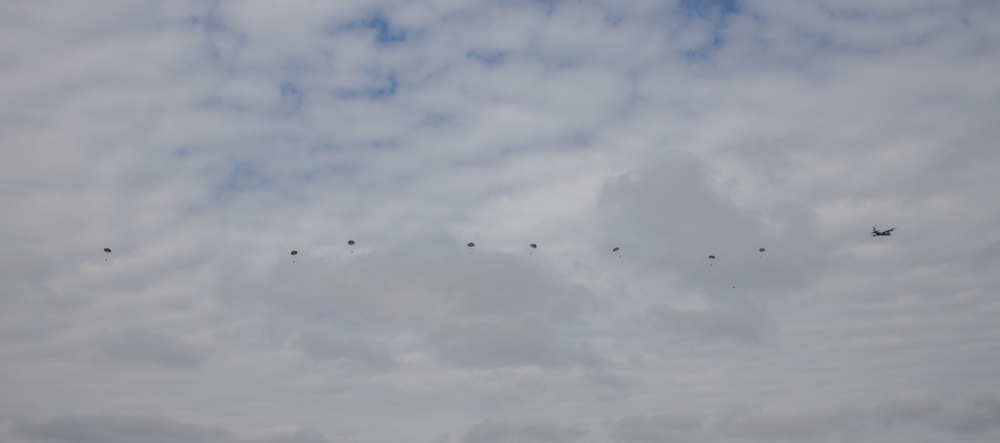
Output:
365,11,408,45
333,72,398,101
679,0,740,21
467,50,508,67
368,73,397,100
418,112,453,128
300,162,355,182
279,81,304,115
674,0,741,62
214,161,271,199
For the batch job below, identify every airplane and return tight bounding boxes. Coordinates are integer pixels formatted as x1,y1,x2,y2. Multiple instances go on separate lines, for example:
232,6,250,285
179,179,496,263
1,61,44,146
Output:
870,226,895,237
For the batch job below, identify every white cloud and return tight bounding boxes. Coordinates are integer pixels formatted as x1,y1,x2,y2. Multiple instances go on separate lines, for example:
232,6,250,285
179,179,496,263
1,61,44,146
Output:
2,0,1000,441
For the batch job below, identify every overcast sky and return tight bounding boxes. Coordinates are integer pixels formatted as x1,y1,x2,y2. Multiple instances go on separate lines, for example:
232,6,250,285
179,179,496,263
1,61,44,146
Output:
2,1,1000,442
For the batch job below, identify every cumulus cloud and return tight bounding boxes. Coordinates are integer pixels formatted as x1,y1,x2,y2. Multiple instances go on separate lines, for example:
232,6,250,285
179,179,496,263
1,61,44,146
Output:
597,151,824,295
225,235,595,370
2,0,999,442
596,151,822,345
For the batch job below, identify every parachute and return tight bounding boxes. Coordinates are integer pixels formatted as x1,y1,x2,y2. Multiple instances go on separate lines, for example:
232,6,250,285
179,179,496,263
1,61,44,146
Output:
290,250,298,263
348,240,355,253
103,247,111,261
529,243,537,255
708,255,716,266
467,242,475,254
758,247,765,258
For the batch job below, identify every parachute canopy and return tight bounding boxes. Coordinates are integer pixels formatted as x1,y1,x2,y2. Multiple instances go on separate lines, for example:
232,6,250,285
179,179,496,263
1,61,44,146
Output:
708,255,716,259
759,248,766,252
530,243,537,249
467,242,475,247
103,248,111,253
348,240,355,246
290,250,298,256
613,247,620,252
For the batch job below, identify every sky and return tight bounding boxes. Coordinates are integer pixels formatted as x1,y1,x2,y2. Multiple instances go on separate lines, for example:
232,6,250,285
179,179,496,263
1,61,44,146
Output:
2,0,1000,442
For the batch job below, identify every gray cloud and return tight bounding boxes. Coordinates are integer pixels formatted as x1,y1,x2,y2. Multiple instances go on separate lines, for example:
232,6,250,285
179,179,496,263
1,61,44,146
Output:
461,419,587,443
712,406,863,442
0,247,88,363
608,412,703,443
11,414,231,443
97,331,206,370
871,392,940,428
596,152,822,346
10,414,335,443
583,368,633,390
225,235,596,370
296,330,398,372
932,395,1000,434
641,300,779,345
608,393,1000,442
598,152,825,296
241,427,333,443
